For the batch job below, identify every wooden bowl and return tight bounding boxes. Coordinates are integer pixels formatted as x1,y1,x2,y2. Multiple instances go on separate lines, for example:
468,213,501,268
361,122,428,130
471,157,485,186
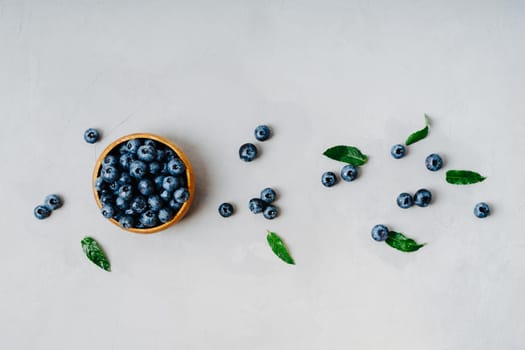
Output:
92,133,194,234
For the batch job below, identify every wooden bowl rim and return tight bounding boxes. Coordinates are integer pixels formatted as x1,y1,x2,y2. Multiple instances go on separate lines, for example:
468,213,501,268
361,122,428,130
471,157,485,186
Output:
92,133,195,234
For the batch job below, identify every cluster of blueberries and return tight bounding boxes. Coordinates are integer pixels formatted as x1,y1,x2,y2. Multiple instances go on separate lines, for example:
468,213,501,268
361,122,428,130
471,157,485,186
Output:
33,194,63,219
321,164,359,187
93,136,190,229
238,125,272,162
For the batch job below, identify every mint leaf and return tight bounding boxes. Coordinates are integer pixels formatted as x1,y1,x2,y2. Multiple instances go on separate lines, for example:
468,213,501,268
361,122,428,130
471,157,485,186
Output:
266,231,295,265
81,236,111,271
323,145,368,166
405,114,430,146
446,170,486,185
385,231,425,253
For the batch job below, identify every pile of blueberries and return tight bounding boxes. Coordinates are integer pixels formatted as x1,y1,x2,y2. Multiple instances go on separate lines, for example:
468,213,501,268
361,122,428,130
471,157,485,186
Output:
33,194,63,220
93,136,190,229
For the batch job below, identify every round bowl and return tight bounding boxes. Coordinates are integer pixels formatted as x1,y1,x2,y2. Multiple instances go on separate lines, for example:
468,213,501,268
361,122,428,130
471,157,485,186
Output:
92,133,195,234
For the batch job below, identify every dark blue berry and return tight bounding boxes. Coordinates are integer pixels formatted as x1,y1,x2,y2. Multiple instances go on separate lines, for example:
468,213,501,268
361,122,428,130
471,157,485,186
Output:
119,153,135,170
260,188,276,203
239,143,258,162
102,155,118,168
130,196,147,214
474,202,490,218
144,139,157,148
164,149,176,160
118,185,133,201
100,194,114,206
158,207,174,223
129,160,147,179
254,125,272,141
148,195,163,212
156,149,166,162
391,144,406,159
101,204,115,219
321,171,338,187
101,166,119,182
140,210,157,227
125,139,142,154
414,189,432,207
138,179,154,196
218,203,234,217
263,205,278,220
167,158,185,176
118,173,132,185
396,192,413,209
340,164,358,182
162,176,180,192
137,145,157,162
371,224,389,241
34,205,51,219
249,198,266,214
169,199,182,211
44,194,62,210
94,177,106,191
154,175,165,190
173,188,190,204
108,181,120,192
425,153,443,171
160,189,172,202
119,216,134,229
115,196,129,210
149,162,162,175
84,128,100,144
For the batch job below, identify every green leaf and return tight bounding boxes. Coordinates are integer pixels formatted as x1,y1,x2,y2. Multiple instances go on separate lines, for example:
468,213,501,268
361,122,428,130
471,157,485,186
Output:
385,231,425,253
405,114,430,146
446,170,486,185
266,231,295,265
81,236,111,271
323,145,368,166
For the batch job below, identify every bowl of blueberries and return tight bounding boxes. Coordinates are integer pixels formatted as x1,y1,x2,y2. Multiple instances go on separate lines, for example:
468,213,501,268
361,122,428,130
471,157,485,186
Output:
92,133,194,234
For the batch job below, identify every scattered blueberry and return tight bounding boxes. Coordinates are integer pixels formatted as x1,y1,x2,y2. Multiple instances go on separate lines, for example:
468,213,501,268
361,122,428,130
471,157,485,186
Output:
371,224,389,242
140,210,158,227
239,143,258,162
414,189,432,207
101,204,115,219
249,198,266,214
474,202,490,218
137,145,157,162
321,171,338,187
34,205,51,220
84,128,100,144
218,203,234,217
391,144,406,159
254,125,272,141
158,207,174,223
263,205,278,220
44,194,62,210
167,158,186,176
260,188,276,203
119,216,134,229
425,153,443,171
173,188,190,204
396,192,413,209
340,164,358,182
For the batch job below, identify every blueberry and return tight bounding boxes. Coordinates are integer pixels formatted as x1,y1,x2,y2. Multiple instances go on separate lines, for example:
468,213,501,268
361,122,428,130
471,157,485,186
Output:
263,205,278,220
260,188,276,203
162,176,181,192
108,181,120,192
101,166,119,182
249,198,266,214
371,224,389,242
100,194,114,205
101,204,115,219
474,202,490,218
44,194,62,210
396,192,413,209
173,188,190,204
129,160,147,179
137,145,157,162
340,164,358,182
160,189,172,202
425,153,443,171
125,139,142,154
391,144,406,159
156,149,166,162
169,199,182,211
218,203,234,217
94,177,106,191
130,196,147,214
84,128,100,144
158,207,174,223
119,153,135,170
119,143,130,154
414,189,432,207
138,179,154,196
239,143,258,162
147,195,163,212
140,210,158,227
119,216,134,229
154,175,166,190
254,125,272,141
102,155,118,168
124,208,134,216
118,185,133,201
144,139,157,148
164,149,176,160
167,158,186,176
321,171,338,187
34,205,51,219
115,196,129,210
149,162,162,175
118,173,132,185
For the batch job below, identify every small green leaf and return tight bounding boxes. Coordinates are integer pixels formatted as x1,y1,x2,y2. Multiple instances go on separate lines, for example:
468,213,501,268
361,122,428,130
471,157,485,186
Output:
385,231,425,253
81,236,111,271
266,231,295,265
405,114,430,146
446,170,486,185
323,145,368,166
